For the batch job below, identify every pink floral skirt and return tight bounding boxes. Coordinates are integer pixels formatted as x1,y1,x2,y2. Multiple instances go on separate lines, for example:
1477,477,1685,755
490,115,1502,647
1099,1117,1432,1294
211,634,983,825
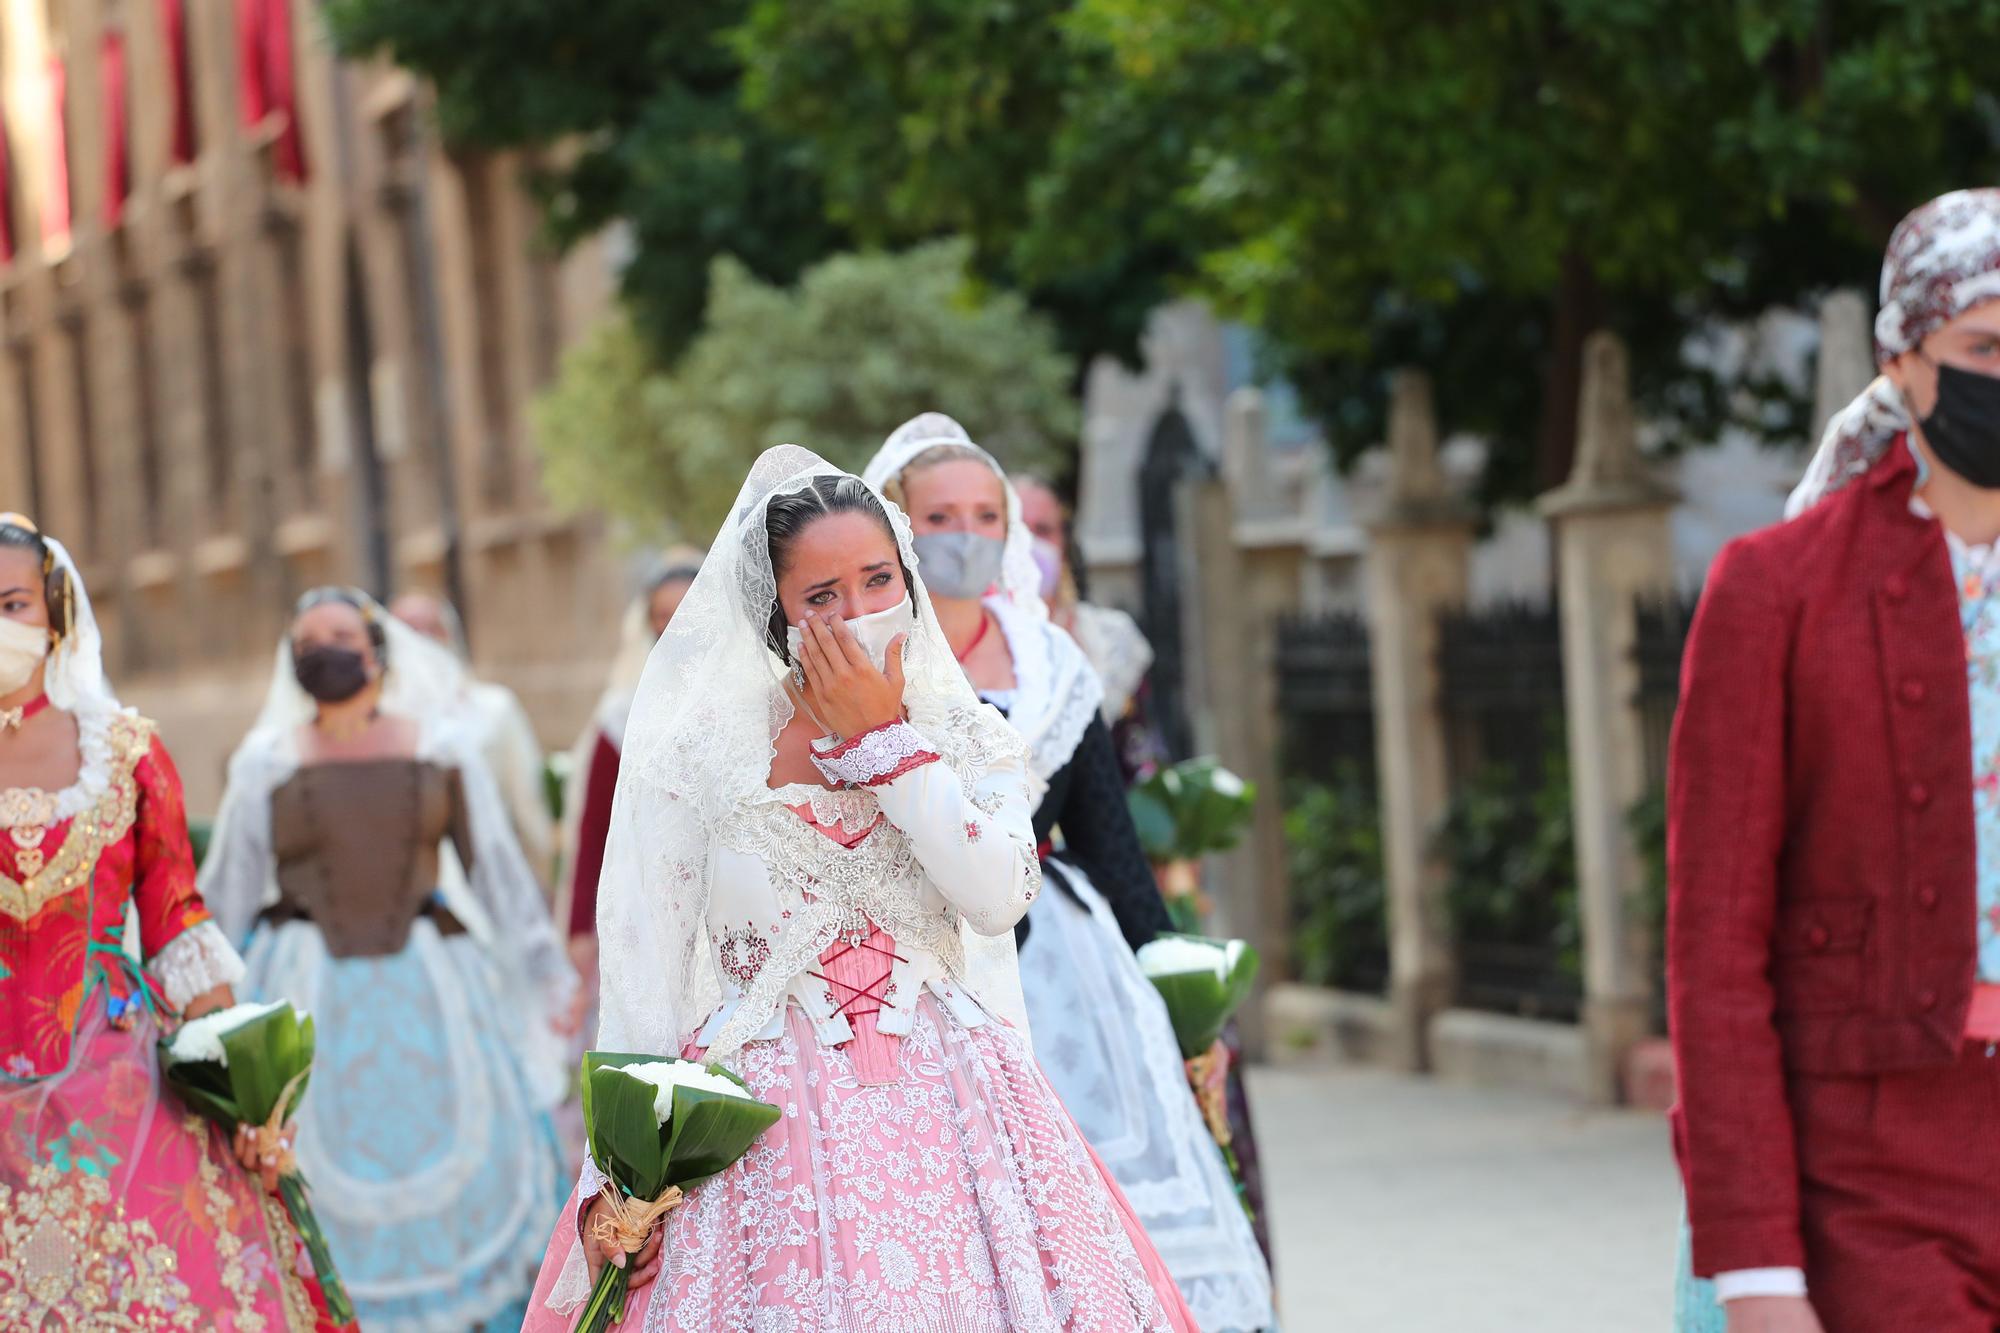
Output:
523,995,1198,1332
0,1000,342,1332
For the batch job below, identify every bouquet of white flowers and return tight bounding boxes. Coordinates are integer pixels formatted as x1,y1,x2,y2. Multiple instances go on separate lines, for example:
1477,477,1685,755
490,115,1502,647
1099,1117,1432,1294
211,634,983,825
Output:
1127,758,1259,931
1136,932,1262,1187
159,1000,352,1323
577,1051,783,1333
1135,934,1261,1061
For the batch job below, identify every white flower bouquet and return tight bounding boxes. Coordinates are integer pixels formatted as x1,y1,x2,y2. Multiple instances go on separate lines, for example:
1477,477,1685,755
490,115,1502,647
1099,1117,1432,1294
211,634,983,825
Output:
576,1051,783,1332
159,999,352,1323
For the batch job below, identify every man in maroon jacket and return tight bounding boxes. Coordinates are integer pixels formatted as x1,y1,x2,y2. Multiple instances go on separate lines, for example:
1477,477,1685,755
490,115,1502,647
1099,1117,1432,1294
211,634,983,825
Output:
1673,189,2000,1333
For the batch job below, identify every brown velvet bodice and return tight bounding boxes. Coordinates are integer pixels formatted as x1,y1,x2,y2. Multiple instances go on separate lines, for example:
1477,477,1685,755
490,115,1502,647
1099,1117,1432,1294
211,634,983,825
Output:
267,758,473,959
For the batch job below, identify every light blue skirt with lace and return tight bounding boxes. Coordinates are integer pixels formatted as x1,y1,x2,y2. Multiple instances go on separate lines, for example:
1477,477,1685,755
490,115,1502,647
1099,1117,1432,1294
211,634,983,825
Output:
244,919,566,1332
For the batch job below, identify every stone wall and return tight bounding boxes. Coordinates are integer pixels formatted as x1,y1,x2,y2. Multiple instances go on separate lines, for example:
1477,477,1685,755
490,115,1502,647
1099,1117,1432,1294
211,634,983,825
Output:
0,0,626,811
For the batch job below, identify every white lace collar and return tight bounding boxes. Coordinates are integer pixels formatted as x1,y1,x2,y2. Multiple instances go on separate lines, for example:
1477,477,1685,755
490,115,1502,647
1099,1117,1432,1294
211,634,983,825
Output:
985,595,1104,784
0,701,123,829
755,779,883,835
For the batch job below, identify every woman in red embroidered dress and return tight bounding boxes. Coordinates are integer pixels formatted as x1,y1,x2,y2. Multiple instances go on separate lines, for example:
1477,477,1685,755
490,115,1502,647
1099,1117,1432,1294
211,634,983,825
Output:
0,516,351,1331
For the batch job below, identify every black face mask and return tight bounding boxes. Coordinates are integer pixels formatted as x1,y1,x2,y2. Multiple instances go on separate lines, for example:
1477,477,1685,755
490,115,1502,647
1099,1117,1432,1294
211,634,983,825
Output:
1920,361,2000,490
293,645,371,703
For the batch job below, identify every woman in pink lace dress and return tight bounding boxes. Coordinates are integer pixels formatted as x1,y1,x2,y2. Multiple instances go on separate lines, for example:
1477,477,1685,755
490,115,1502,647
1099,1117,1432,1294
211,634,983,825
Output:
522,447,1195,1332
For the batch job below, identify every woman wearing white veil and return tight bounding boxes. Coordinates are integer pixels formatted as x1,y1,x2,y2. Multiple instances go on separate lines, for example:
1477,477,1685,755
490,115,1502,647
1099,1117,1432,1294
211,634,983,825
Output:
200,585,578,1332
866,417,1278,1332
523,445,1197,1332
557,549,703,951
0,517,353,1330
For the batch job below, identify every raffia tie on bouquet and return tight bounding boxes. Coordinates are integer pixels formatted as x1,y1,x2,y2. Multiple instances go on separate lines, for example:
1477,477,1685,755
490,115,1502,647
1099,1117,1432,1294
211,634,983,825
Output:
592,1185,685,1256
249,1069,310,1174
1185,1043,1233,1148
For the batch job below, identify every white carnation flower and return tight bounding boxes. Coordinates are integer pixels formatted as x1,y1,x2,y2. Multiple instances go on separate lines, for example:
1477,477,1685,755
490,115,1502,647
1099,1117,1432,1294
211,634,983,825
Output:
619,1060,755,1126
1136,935,1245,979
167,999,294,1067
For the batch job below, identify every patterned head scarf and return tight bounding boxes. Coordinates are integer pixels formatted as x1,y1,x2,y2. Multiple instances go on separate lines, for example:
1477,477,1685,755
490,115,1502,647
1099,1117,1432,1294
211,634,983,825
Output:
1787,188,2000,516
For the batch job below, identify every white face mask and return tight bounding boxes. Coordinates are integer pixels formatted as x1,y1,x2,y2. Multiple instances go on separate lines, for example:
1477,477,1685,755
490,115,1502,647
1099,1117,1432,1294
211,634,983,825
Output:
0,618,50,696
786,595,915,674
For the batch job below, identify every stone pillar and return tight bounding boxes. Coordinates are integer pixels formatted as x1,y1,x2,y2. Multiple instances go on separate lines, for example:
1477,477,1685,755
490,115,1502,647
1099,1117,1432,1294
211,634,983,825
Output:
1363,371,1473,1070
1813,289,1875,438
1539,331,1678,1104
1200,389,1303,1040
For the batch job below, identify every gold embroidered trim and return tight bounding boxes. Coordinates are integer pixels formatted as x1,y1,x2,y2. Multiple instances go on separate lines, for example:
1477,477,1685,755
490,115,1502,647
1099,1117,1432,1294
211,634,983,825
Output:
0,1161,200,1329
0,714,153,924
257,1189,322,1333
191,1114,271,1333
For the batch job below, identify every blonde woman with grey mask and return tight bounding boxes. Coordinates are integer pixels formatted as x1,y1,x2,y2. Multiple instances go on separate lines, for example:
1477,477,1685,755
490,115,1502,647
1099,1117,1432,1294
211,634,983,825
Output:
865,417,1278,1333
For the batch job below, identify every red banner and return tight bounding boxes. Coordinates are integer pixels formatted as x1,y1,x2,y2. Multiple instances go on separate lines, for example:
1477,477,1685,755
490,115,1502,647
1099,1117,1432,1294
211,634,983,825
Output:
101,29,129,228
42,54,70,244
161,0,193,165
0,108,14,263
237,0,306,182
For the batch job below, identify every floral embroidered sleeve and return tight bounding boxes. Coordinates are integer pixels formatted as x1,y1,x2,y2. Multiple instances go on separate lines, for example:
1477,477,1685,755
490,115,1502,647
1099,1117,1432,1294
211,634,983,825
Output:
820,722,1041,937
134,737,244,1009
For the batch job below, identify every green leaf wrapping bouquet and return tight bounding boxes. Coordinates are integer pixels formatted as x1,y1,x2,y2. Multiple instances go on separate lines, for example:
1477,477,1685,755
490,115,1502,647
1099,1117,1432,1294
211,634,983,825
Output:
1134,934,1262,1061
577,1051,784,1333
1126,758,1259,863
1136,934,1264,1220
159,1000,353,1324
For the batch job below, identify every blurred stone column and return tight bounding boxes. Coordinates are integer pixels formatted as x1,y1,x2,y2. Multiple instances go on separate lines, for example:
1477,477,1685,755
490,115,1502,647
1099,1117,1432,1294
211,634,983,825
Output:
1813,289,1875,439
1364,371,1473,1070
1205,388,1299,1028
1539,331,1677,1104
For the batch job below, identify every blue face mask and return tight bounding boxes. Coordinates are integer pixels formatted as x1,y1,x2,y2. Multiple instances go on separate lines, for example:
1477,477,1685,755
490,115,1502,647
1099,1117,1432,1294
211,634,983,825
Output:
911,532,1006,601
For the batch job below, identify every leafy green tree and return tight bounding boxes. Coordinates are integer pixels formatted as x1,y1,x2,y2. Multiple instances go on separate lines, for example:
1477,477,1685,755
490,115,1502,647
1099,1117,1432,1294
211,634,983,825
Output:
336,0,2000,508
535,242,1077,538
1070,0,2000,498
325,0,842,357
327,0,1207,372
731,0,1238,367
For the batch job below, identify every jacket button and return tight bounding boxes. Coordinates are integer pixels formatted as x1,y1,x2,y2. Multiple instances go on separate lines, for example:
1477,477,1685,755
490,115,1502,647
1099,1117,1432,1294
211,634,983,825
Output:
1900,679,1928,705
1918,988,1940,1011
1806,925,1831,949
1885,575,1911,602
1918,884,1941,909
1909,783,1932,809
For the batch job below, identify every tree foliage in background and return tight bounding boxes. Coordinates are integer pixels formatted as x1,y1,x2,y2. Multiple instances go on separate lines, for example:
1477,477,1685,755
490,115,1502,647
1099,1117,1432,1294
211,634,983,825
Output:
335,0,2000,510
730,0,1245,368
1435,751,1580,992
327,0,1211,374
534,242,1076,539
1073,0,2000,500
1284,772,1387,993
325,0,843,358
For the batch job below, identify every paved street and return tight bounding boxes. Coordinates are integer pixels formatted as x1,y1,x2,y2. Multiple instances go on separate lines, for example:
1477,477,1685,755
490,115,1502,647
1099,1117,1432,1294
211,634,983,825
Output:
1250,1064,1680,1332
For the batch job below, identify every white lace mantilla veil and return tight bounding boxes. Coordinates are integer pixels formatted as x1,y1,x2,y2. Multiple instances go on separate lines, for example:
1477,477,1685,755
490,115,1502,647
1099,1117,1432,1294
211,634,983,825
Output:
198,591,575,1097
592,445,1035,1061
35,534,117,715
862,416,1103,784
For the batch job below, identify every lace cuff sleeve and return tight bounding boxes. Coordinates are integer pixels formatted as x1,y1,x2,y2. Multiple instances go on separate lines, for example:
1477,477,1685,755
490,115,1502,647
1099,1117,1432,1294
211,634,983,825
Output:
148,921,247,1011
810,720,941,788
547,1155,612,1314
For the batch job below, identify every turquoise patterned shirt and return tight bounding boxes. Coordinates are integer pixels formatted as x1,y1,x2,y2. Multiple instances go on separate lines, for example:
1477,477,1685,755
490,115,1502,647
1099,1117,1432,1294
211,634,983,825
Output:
1940,522,2000,981
1911,439,2000,981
